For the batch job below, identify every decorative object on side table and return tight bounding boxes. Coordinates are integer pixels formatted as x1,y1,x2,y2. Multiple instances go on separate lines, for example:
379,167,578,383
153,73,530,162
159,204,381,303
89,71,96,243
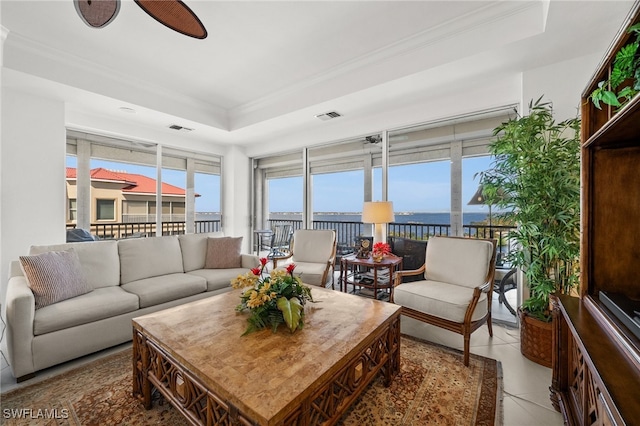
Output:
371,241,391,262
356,237,371,258
231,258,313,335
362,201,395,244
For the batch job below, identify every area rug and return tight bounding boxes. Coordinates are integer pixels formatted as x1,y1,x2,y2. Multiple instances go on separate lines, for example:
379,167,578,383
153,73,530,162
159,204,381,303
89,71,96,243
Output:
1,336,502,425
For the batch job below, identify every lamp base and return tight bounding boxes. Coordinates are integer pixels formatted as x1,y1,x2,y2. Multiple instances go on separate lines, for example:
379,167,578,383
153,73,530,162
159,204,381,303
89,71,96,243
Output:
373,223,385,246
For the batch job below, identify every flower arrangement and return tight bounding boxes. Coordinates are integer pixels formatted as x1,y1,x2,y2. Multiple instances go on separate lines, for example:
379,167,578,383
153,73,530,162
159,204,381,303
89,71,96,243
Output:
372,242,391,255
371,242,391,262
231,258,313,335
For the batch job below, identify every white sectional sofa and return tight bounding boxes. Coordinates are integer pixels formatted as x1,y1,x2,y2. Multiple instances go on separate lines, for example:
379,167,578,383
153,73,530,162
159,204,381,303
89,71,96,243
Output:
4,232,259,382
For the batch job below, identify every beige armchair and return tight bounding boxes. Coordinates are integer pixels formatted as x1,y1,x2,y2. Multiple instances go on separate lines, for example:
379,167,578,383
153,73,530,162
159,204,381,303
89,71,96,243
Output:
391,236,496,366
276,229,337,288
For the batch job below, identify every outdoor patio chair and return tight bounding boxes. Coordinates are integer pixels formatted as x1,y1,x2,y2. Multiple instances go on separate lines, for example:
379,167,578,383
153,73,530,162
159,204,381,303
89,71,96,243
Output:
276,229,337,288
267,224,293,259
391,236,496,366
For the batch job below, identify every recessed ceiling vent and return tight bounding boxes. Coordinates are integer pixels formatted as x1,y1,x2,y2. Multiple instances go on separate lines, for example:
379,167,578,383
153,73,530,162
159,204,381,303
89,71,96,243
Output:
168,124,194,132
315,111,342,121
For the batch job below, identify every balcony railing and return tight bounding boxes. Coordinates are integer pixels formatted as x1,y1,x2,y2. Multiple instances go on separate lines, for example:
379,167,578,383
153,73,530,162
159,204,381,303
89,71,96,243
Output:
66,220,220,240
267,219,516,260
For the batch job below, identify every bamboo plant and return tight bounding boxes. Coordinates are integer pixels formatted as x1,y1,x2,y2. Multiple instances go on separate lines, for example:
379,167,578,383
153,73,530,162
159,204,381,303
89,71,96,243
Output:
480,97,581,321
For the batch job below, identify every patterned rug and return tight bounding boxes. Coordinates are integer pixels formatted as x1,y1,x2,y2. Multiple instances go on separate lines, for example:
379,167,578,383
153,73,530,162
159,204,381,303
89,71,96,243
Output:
1,336,502,425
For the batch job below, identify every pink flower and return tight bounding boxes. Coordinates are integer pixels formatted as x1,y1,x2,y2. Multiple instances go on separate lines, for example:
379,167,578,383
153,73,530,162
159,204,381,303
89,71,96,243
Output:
251,267,261,276
286,263,296,275
260,257,268,266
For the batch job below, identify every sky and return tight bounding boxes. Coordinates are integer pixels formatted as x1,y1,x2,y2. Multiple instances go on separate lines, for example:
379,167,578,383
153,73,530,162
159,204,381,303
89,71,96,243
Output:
269,156,492,213
67,155,493,214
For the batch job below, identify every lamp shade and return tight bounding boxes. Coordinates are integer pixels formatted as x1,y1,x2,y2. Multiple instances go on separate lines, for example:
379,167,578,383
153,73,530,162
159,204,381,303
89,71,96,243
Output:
362,201,395,224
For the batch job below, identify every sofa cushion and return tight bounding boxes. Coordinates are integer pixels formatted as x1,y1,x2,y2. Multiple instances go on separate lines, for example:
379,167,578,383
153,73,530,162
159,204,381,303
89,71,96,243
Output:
121,273,207,308
424,237,493,288
394,280,488,323
29,240,120,289
118,236,184,284
20,249,93,310
205,237,243,269
187,268,248,292
178,232,225,272
33,286,139,335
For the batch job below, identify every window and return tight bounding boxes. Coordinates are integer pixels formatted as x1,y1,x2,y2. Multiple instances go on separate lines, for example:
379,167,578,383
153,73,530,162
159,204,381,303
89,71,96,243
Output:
96,199,115,221
66,132,222,237
68,199,77,221
195,172,221,232
122,200,149,222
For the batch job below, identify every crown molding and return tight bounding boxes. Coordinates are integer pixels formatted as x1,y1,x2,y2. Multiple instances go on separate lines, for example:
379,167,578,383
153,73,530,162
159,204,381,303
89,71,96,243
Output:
230,1,542,120
4,31,229,130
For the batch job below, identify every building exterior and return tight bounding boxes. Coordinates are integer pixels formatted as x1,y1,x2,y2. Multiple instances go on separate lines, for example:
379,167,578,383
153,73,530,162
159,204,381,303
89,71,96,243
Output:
66,167,193,238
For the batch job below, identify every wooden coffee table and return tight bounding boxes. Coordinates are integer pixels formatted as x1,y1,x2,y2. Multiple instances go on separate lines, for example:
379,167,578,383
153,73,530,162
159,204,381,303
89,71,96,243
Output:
132,286,401,426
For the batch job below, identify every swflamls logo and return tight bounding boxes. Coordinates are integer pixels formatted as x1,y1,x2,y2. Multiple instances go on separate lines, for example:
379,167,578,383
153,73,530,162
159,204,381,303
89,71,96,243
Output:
3,408,70,419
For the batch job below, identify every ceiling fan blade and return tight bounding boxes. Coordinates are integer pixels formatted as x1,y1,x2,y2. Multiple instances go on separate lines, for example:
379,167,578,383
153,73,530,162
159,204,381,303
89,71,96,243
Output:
134,0,207,39
74,0,120,28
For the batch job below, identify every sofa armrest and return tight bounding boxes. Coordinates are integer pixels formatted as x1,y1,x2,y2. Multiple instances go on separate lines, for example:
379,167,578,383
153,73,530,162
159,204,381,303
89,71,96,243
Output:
241,254,260,269
5,273,36,380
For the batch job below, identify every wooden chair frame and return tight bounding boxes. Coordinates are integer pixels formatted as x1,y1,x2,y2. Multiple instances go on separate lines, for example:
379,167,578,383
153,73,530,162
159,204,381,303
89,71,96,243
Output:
391,237,497,366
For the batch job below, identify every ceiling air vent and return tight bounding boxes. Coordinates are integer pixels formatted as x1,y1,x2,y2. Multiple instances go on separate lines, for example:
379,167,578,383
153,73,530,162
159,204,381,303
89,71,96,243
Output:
315,111,342,121
168,124,194,132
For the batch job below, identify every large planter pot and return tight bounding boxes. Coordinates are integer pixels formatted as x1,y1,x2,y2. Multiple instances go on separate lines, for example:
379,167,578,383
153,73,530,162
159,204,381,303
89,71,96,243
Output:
518,308,553,368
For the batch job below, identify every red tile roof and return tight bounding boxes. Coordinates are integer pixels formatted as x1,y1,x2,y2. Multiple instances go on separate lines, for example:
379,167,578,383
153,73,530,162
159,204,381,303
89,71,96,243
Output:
66,167,188,196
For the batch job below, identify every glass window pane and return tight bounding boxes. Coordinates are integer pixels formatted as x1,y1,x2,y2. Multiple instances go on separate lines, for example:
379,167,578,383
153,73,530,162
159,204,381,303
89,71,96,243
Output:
195,172,221,232
96,199,115,220
269,176,303,225
388,160,451,238
463,155,492,229
68,199,77,221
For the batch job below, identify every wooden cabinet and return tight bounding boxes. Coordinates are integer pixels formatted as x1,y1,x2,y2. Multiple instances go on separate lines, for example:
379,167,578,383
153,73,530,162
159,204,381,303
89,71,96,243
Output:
551,2,640,425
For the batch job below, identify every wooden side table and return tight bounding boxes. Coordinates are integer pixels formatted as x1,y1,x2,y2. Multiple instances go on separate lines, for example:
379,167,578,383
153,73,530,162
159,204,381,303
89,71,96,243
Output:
340,254,402,300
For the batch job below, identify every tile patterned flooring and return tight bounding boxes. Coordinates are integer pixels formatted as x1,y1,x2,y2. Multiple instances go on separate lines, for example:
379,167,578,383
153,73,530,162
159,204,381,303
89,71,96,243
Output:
0,289,562,425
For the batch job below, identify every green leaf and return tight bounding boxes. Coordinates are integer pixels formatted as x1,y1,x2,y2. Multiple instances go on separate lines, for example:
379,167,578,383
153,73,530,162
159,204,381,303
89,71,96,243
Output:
601,90,622,107
277,296,303,333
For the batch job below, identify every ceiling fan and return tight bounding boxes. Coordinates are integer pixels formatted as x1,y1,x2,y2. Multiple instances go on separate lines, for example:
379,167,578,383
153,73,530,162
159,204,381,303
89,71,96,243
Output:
74,0,207,39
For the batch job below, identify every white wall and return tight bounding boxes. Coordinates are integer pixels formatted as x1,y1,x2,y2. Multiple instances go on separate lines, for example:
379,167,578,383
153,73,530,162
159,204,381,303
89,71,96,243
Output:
522,52,601,121
1,88,66,305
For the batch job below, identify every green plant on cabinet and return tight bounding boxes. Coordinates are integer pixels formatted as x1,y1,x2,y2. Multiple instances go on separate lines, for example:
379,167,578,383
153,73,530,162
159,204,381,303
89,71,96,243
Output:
590,23,640,109
480,97,581,322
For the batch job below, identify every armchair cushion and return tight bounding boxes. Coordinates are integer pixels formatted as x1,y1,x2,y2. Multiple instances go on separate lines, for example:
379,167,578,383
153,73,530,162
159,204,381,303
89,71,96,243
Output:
291,230,335,264
285,261,329,286
424,237,493,288
394,280,488,323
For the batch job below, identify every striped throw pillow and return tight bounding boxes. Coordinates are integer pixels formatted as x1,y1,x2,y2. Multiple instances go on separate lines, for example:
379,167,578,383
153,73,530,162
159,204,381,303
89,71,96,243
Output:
19,249,93,310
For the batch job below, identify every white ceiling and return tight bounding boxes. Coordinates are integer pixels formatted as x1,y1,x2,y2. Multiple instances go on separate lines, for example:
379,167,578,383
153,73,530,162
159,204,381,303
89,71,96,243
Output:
1,1,635,154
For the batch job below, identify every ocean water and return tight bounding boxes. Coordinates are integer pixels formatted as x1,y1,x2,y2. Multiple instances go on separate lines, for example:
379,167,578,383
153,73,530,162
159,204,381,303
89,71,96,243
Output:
270,212,490,225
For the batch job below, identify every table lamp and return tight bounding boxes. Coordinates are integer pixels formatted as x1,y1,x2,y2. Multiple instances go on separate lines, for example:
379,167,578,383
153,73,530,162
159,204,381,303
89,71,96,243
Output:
362,201,395,245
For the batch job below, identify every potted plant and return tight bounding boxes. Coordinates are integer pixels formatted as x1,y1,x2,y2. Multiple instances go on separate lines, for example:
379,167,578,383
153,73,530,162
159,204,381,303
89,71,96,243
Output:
480,97,581,367
590,23,640,110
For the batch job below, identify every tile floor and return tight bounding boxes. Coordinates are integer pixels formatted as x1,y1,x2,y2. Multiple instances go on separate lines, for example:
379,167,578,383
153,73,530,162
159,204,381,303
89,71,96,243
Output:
0,289,562,425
